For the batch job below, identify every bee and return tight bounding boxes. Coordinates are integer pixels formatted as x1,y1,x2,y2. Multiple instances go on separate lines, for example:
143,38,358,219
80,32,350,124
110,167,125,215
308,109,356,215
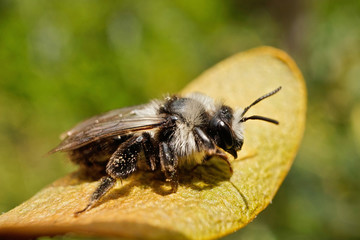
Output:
50,87,281,215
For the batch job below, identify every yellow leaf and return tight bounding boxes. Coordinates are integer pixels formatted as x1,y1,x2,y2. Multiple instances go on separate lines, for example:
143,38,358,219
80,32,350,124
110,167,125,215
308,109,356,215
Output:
0,47,306,240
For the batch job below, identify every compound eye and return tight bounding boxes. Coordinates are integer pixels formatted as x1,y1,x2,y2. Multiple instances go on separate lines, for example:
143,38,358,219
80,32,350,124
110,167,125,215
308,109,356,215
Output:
210,117,234,149
218,120,234,149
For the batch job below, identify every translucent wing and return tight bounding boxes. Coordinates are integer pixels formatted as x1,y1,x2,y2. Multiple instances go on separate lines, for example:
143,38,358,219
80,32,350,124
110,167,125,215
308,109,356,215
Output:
50,104,167,153
59,104,148,139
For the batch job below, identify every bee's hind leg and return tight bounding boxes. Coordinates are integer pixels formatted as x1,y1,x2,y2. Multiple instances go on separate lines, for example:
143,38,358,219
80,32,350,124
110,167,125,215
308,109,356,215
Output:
75,135,145,216
74,176,116,216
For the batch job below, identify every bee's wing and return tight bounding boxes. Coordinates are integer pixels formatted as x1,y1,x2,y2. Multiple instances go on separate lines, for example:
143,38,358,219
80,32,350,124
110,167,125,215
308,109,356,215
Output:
50,104,167,153
59,104,148,139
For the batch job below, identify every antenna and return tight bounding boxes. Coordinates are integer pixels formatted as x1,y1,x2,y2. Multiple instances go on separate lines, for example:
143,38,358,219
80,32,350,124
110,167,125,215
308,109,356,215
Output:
239,86,281,125
240,115,279,124
241,86,281,117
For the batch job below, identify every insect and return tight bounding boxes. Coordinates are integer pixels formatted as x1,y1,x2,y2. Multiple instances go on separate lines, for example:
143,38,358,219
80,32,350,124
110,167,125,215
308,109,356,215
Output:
50,87,281,215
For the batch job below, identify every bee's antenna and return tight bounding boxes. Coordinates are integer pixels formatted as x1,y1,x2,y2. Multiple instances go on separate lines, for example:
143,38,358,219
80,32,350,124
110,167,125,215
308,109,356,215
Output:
240,86,282,118
240,115,279,125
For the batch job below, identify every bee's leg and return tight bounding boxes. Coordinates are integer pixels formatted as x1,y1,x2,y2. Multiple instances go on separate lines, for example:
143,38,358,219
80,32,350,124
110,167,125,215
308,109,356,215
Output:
142,132,158,171
74,176,116,216
193,127,232,172
159,142,178,192
106,135,144,178
193,127,216,153
202,150,233,174
75,135,143,216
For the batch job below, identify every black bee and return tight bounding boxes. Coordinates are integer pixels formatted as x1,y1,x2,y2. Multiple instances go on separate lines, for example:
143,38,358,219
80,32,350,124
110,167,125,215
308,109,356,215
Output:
50,87,281,215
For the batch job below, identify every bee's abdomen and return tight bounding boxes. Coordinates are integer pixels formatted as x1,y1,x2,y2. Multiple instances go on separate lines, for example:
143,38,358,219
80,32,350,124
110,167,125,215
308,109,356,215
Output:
68,136,131,170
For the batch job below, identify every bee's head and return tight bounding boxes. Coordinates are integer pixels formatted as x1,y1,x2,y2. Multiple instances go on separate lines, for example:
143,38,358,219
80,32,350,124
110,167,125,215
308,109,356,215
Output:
209,87,281,158
209,105,243,158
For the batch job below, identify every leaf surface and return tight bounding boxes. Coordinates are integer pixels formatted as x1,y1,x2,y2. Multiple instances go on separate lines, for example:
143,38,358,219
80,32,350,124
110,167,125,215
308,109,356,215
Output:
0,47,306,240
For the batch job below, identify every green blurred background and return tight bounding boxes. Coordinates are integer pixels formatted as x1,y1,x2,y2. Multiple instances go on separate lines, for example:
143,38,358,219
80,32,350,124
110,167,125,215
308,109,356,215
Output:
1,0,360,239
